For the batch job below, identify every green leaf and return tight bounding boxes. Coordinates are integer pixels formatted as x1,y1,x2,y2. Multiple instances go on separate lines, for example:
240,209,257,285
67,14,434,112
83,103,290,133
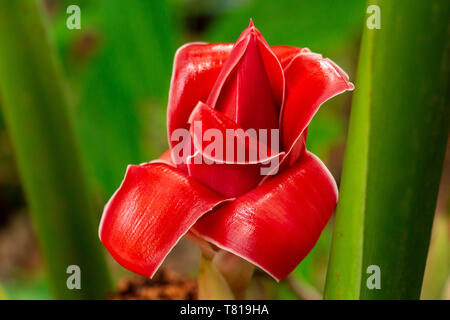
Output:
325,0,450,299
0,0,110,299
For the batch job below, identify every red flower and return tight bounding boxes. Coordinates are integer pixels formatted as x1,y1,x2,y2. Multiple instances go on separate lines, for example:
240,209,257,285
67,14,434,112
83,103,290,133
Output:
99,21,353,281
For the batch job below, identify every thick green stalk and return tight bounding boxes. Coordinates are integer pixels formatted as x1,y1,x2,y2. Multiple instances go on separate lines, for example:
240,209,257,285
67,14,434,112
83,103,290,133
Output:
325,0,449,299
0,0,110,298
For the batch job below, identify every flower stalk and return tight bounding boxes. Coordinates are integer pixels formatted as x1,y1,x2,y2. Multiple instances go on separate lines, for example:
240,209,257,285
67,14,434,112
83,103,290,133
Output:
212,250,255,299
197,254,235,300
193,237,254,299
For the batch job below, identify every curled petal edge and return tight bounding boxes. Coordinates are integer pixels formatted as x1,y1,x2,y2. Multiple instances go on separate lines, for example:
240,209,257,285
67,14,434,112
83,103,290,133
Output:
99,162,230,277
281,52,354,165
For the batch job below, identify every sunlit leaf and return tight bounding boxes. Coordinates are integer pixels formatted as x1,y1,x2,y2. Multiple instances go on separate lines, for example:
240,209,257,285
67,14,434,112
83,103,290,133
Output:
325,0,450,299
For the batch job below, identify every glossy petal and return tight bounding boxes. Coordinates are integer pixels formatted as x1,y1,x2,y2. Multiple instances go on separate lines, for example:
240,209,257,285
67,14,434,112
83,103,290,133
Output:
281,52,354,165
167,42,233,148
206,22,284,131
192,152,338,281
99,163,227,277
187,102,283,197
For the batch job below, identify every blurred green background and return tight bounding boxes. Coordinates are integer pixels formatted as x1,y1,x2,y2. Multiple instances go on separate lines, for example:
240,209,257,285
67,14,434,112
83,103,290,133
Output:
0,0,448,300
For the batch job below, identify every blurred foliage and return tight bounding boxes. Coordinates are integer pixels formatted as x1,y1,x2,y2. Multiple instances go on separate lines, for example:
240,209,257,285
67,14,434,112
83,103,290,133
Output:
0,0,111,298
205,0,366,55
49,0,180,198
2,272,51,300
293,223,333,296
307,107,345,161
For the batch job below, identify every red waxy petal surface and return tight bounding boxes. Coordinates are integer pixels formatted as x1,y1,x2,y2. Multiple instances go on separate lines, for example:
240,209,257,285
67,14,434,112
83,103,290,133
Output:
99,163,227,277
271,45,308,69
187,102,283,197
281,52,354,165
192,152,338,281
167,43,233,147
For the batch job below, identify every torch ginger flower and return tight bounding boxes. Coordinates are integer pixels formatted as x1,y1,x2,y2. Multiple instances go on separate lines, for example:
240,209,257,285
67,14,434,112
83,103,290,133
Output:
99,20,354,281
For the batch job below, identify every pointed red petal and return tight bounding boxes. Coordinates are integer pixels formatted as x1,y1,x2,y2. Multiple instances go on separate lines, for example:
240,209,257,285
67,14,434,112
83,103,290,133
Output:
192,151,338,281
206,23,284,131
281,52,354,165
167,43,233,147
99,162,227,277
187,102,283,197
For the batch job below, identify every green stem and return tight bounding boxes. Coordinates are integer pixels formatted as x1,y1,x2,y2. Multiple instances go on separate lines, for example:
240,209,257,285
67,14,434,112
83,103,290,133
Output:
197,250,255,300
325,0,449,299
0,0,110,298
197,254,235,300
212,250,254,299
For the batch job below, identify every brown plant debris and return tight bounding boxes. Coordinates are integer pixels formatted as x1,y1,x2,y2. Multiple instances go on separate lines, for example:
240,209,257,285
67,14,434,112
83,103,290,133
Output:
109,268,198,300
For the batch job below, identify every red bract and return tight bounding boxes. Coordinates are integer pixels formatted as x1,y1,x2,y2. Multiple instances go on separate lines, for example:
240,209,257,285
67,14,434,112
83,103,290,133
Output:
99,21,354,281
